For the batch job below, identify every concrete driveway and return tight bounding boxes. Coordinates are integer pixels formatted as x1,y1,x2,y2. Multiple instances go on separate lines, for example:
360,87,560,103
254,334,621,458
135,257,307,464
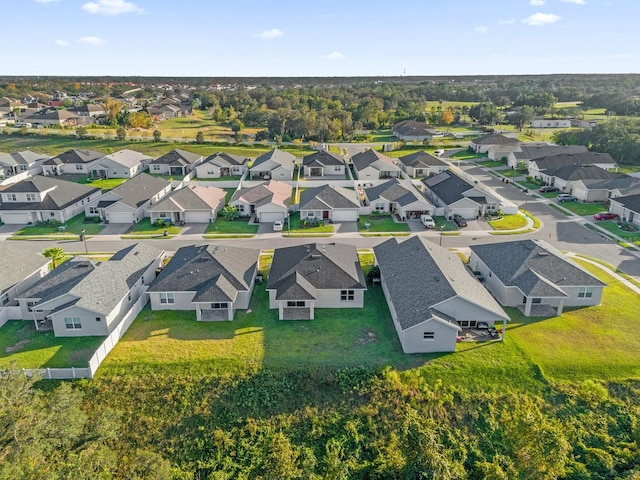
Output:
98,223,131,235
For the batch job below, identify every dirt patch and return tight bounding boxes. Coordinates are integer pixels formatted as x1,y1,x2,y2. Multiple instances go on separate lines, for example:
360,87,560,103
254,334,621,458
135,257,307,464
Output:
69,349,96,364
5,338,32,353
356,330,378,345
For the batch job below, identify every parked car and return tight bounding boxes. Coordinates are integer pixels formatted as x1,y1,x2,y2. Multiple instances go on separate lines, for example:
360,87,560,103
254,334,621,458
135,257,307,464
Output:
557,194,577,202
273,220,284,231
539,185,559,193
593,212,619,221
420,214,436,229
434,149,445,156
453,214,468,227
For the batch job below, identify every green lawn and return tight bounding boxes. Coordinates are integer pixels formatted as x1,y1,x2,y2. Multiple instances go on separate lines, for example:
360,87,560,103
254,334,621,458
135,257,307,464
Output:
79,177,128,190
476,160,505,168
488,214,528,230
288,212,334,234
358,214,411,232
558,201,608,216
540,191,560,198
126,218,181,235
194,175,242,182
433,216,458,231
13,213,104,236
205,217,259,234
594,220,640,242
449,150,487,160
516,181,543,190
500,169,525,178
0,321,104,368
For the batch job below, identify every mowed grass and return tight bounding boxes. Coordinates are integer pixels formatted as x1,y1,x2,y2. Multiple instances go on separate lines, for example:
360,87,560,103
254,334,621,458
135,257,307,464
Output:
288,212,334,233
205,217,259,234
127,218,181,235
14,213,104,236
488,214,528,230
560,201,608,216
595,220,640,242
0,321,104,368
80,177,128,190
358,214,411,232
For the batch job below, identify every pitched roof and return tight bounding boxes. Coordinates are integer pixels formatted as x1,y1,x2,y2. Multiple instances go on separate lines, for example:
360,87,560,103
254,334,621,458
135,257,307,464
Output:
545,164,623,182
365,179,430,207
514,144,588,161
471,133,520,146
98,149,151,168
148,184,226,213
148,244,258,303
230,180,291,209
531,152,617,171
302,150,345,168
267,243,366,299
106,173,171,209
350,149,401,173
202,152,250,168
374,236,508,330
0,176,100,211
24,109,80,122
422,170,476,204
51,148,104,165
392,120,435,136
150,149,202,166
298,184,360,210
19,259,95,304
470,239,605,298
0,150,50,167
250,149,296,172
0,244,50,295
610,193,640,212
398,150,448,169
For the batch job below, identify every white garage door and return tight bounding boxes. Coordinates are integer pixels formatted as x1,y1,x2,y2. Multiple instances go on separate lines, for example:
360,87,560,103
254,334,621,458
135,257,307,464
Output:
185,211,213,223
258,211,284,223
331,209,358,222
106,211,135,224
0,212,31,224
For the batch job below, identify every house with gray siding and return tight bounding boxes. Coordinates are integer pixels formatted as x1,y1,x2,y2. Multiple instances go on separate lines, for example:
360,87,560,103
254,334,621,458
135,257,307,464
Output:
229,180,292,223
0,150,50,177
90,149,152,179
148,244,259,321
364,179,433,220
469,239,606,317
249,149,296,180
609,194,640,228
471,133,520,154
41,148,104,175
528,152,618,180
351,149,402,180
195,152,250,178
506,144,588,168
16,244,164,337
374,236,509,354
302,151,346,178
397,151,448,178
266,243,366,320
298,184,360,222
148,149,204,176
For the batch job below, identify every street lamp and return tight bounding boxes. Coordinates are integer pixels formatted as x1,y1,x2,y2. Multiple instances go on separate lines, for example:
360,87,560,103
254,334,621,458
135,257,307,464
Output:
439,225,445,246
80,228,88,254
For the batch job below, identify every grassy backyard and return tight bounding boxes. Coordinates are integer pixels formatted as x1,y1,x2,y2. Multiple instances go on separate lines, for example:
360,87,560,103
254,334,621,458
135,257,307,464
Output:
358,214,411,232
13,213,104,236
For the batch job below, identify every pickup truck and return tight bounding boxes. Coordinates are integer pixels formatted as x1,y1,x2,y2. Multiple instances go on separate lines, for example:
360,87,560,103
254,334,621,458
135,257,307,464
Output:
420,214,436,229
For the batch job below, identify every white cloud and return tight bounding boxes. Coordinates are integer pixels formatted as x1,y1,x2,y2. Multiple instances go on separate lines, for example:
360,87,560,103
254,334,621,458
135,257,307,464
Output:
324,51,345,60
474,26,488,33
82,0,143,15
530,0,546,5
256,28,284,40
499,19,517,25
523,13,561,26
78,36,106,46
561,0,586,4
55,39,70,47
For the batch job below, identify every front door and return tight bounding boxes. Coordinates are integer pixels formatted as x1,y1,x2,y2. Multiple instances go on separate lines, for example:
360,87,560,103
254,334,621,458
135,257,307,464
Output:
323,210,329,219
250,204,256,214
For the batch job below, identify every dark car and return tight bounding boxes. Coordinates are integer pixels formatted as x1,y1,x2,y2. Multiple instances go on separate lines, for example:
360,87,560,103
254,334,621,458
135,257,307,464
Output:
453,214,468,227
539,185,559,193
593,212,619,221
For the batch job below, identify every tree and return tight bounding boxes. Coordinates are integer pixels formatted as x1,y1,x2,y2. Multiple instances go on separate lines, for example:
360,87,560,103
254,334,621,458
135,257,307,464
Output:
104,98,123,125
43,247,65,268
195,131,205,144
230,119,244,134
116,126,127,141
509,105,536,130
222,205,239,221
129,111,152,129
441,108,455,125
469,102,503,125
153,130,162,142
76,126,88,139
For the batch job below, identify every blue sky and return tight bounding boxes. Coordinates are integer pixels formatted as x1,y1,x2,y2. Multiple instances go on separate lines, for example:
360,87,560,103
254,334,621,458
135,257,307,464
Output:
4,0,639,76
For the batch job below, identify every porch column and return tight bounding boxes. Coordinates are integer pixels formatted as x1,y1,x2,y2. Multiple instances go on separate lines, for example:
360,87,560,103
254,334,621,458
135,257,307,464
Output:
524,297,532,316
556,299,565,316
228,305,233,321
501,317,507,342
310,301,315,320
196,307,201,321
278,303,284,320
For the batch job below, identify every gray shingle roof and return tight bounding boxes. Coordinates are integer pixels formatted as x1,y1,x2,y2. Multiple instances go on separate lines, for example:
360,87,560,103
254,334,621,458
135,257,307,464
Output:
251,149,296,172
374,236,508,330
203,152,250,167
298,184,360,210
470,240,605,297
365,179,425,207
0,176,100,211
267,243,366,300
610,193,640,212
350,149,401,173
546,164,622,182
52,149,104,164
148,244,258,303
398,150,447,169
150,149,203,166
514,145,588,161
302,151,345,168
422,170,476,205
106,173,171,209
98,149,151,168
0,150,50,167
532,152,617,171
230,180,291,209
471,133,520,146
580,176,640,194
0,244,50,295
19,259,95,303
148,185,225,213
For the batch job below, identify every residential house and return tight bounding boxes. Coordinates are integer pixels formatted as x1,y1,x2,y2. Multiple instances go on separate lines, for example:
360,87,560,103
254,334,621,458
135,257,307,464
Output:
195,152,250,178
90,149,152,179
298,184,360,222
363,179,434,220
539,164,623,192
471,133,520,153
84,173,172,224
350,149,402,180
572,176,640,203
571,119,597,129
422,169,500,219
469,239,606,317
148,184,226,224
0,150,50,177
266,243,367,320
68,104,105,118
148,149,204,176
609,194,640,228
249,149,296,180
374,236,509,353
302,151,346,178
486,144,522,161
0,244,51,308
392,120,435,142
528,152,618,180
531,119,572,128
506,144,588,168
397,151,448,178
229,179,292,223
0,176,102,225
148,244,258,321
22,109,82,127
42,148,104,175
16,244,164,337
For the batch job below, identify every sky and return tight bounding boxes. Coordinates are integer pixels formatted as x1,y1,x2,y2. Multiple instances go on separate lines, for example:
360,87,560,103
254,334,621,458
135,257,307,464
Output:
3,0,639,77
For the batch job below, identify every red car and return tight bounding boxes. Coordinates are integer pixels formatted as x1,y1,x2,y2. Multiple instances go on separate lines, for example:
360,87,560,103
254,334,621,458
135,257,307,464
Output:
593,212,619,221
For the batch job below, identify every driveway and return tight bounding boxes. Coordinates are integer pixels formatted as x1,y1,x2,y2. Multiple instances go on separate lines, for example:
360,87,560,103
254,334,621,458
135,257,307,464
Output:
334,221,357,234
180,223,209,235
98,223,131,235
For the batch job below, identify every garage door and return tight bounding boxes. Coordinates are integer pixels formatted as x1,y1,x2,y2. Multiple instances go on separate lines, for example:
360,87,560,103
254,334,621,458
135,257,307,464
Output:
0,212,31,224
331,209,358,222
258,211,284,223
185,211,212,223
106,211,135,224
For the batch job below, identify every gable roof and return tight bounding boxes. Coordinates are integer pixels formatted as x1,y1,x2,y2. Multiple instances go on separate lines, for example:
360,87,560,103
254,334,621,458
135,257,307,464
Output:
267,243,366,299
302,150,345,168
471,133,520,146
514,144,588,161
392,120,435,136
365,179,431,207
0,244,50,295
23,109,79,122
422,170,477,204
230,179,291,209
374,236,508,330
470,239,605,298
579,176,640,195
98,149,151,168
148,244,258,302
106,173,171,209
351,149,401,173
0,176,100,211
51,148,104,165
148,184,226,213
250,149,296,172
531,152,617,171
202,152,250,168
19,259,95,304
0,150,50,167
398,150,448,169
610,193,640,212
150,149,202,166
545,164,623,182
298,184,360,210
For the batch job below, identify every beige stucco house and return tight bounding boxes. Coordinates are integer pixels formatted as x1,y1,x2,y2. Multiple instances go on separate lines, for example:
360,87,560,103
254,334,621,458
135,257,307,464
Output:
148,184,226,224
229,179,292,223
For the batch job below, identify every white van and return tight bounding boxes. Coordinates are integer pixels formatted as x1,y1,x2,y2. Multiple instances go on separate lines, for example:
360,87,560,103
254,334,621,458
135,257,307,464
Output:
434,149,445,156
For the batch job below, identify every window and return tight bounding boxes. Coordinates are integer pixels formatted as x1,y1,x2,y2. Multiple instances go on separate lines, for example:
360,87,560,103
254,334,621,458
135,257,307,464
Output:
26,300,37,312
5,194,17,202
64,317,82,329
334,165,341,172
340,290,355,301
211,302,228,309
50,212,55,217
26,193,37,201
152,164,161,171
1,294,8,305
286,301,305,307
89,207,99,215
532,298,542,304
578,287,593,298
75,164,83,171
423,332,435,340
207,170,215,175
159,292,175,304
95,317,101,322
375,203,385,211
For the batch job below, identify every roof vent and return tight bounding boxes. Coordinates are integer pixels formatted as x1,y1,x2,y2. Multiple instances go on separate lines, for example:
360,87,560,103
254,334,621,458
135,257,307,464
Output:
538,252,549,256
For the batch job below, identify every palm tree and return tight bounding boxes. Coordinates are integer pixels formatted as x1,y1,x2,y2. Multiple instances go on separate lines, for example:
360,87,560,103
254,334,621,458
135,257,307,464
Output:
42,247,65,269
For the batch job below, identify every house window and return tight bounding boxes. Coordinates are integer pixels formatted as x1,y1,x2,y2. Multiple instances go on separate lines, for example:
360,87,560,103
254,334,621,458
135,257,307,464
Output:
75,164,83,171
423,332,435,340
532,298,542,304
207,170,215,175
26,193,37,201
152,164,161,171
340,290,355,301
1,293,9,305
26,300,37,312
64,317,82,329
211,302,228,309
159,292,175,304
95,317,101,322
375,203,385,211
286,301,305,307
578,287,593,298
50,212,55,217
89,207,99,215
334,166,341,172
5,194,17,202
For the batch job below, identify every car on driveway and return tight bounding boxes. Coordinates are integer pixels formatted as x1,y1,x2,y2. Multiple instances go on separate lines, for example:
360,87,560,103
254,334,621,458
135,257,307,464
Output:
539,185,560,193
273,220,284,231
420,214,436,229
453,214,468,227
593,212,619,221
557,194,577,202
